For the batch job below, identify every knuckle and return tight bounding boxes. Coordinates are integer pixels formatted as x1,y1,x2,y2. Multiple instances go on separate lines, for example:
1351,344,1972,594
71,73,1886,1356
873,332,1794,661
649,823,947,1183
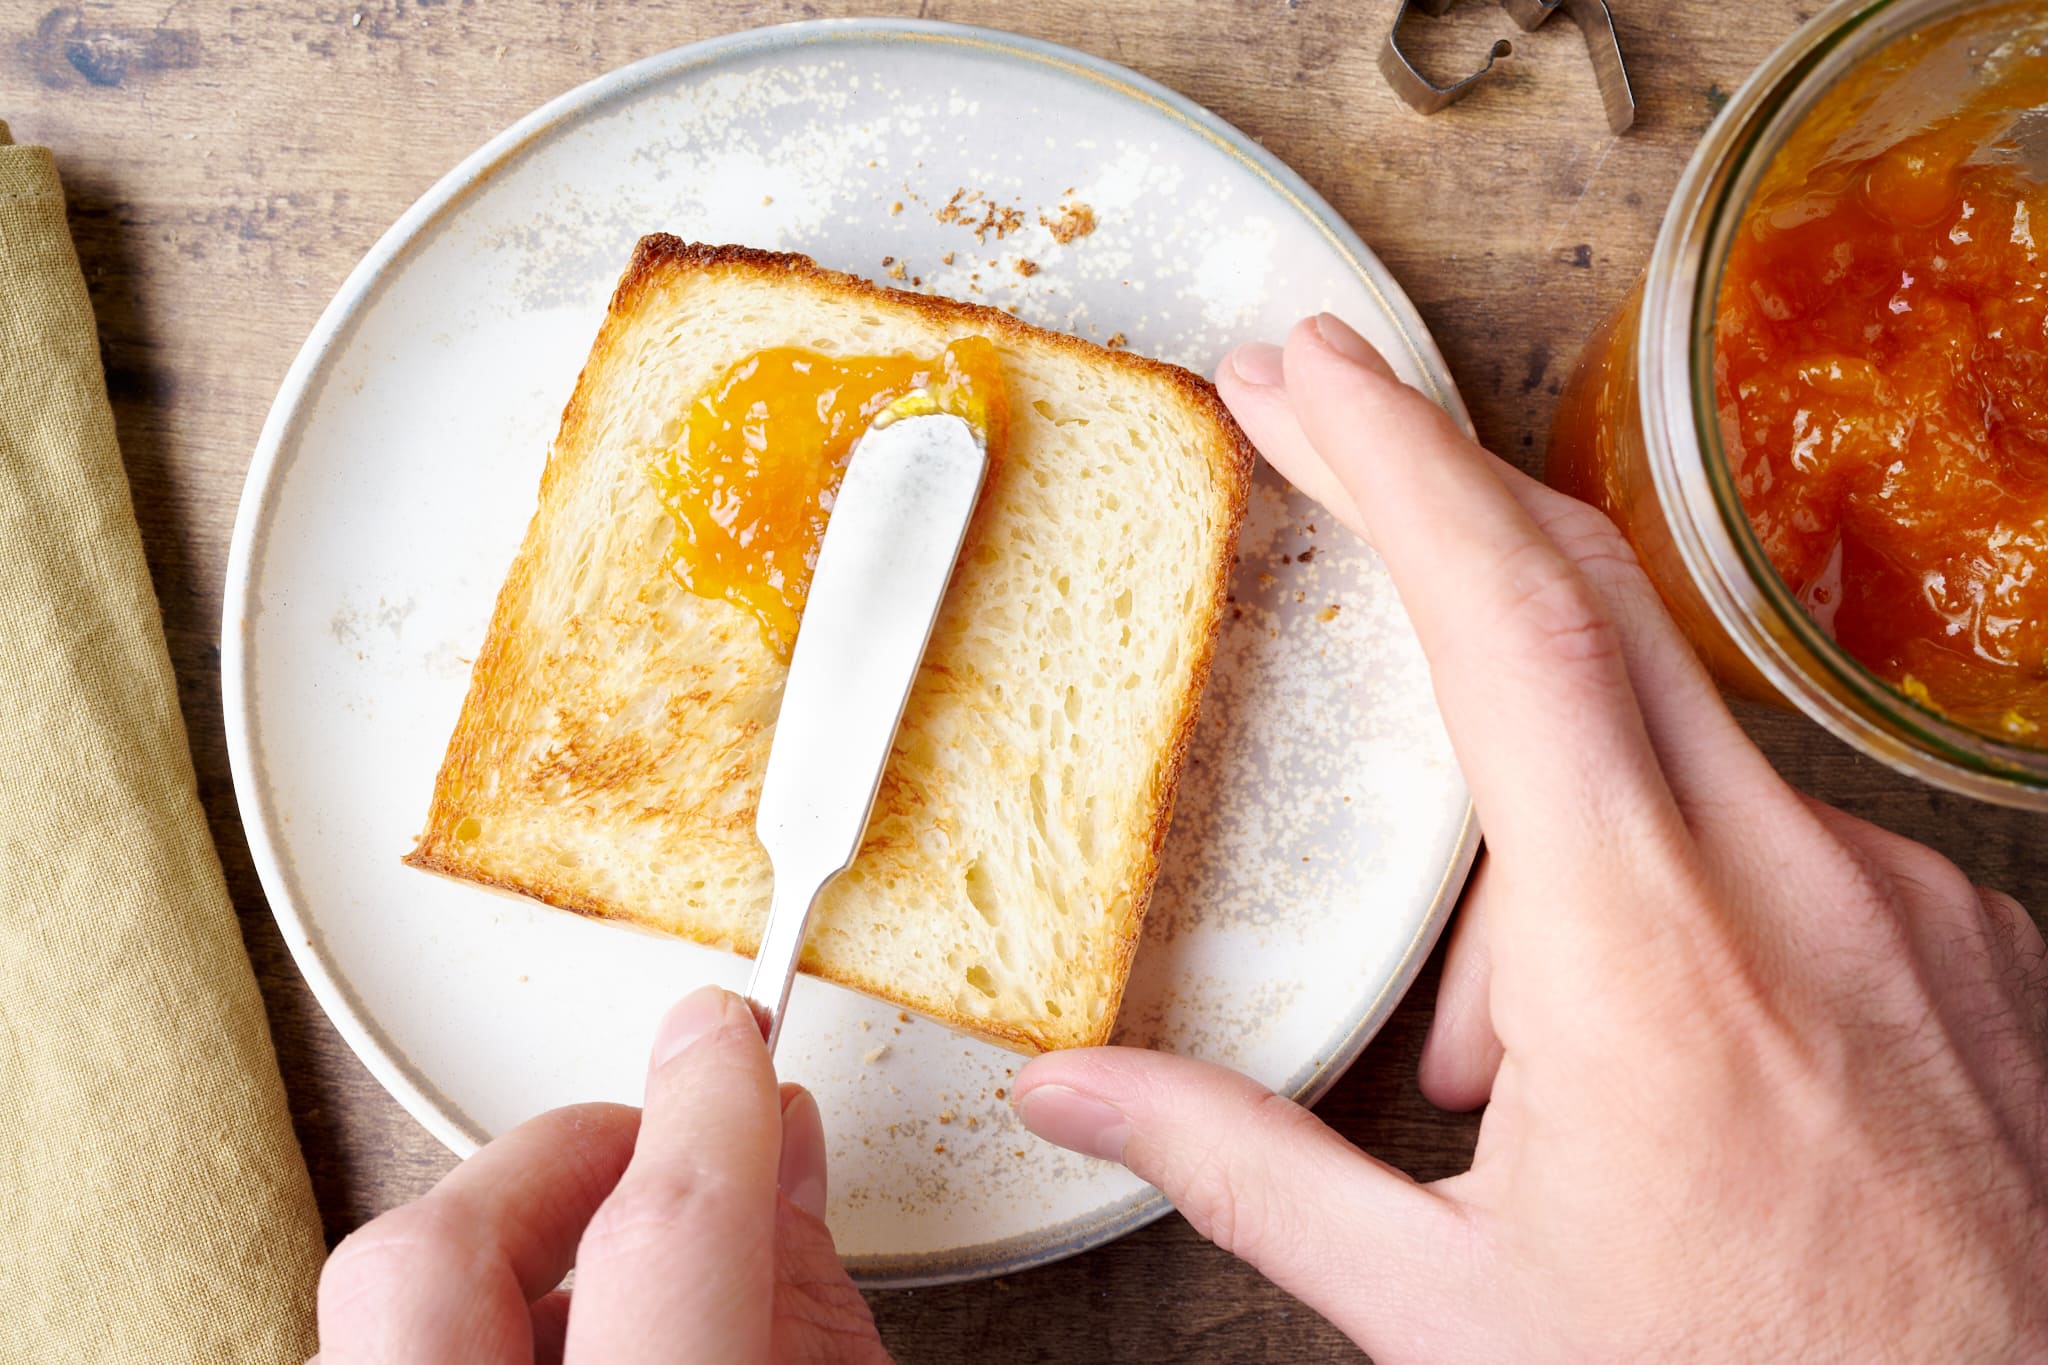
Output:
1552,519,1654,600
1169,1093,1318,1262
1976,887,2047,963
1489,540,1624,672
1538,502,1693,655
578,1169,748,1266
1543,498,1641,571
1890,844,1976,908
320,1202,468,1309
1172,1148,1244,1253
1978,886,2027,924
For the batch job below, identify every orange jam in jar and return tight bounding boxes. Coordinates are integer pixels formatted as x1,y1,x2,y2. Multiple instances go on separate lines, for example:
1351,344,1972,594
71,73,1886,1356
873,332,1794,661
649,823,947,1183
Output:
648,336,1007,656
1716,28,2048,740
1549,2,2048,804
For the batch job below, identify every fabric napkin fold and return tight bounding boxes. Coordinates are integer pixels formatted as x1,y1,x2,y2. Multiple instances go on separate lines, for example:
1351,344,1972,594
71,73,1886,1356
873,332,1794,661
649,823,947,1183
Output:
0,123,323,1362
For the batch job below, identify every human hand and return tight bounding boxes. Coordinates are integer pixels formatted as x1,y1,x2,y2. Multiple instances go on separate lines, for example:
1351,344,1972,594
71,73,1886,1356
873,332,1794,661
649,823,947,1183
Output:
1013,315,2048,1361
312,986,888,1363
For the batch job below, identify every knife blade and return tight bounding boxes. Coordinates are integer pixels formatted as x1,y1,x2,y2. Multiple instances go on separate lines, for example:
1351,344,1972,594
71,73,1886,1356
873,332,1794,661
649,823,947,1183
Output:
742,408,990,1054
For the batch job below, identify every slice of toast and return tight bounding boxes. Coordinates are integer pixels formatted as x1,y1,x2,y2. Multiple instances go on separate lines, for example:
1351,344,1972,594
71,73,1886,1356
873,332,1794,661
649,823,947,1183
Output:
406,238,1254,1052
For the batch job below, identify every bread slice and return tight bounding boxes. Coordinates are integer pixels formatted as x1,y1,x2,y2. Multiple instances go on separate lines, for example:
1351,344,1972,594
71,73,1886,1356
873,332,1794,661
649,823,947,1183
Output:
406,238,1254,1052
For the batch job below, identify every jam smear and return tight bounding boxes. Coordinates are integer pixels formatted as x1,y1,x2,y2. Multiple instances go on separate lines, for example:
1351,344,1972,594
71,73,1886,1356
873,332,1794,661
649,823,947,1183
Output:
649,336,1007,657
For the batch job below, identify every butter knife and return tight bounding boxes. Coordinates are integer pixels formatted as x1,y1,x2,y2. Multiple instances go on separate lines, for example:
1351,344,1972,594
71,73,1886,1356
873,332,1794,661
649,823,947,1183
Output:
743,408,989,1055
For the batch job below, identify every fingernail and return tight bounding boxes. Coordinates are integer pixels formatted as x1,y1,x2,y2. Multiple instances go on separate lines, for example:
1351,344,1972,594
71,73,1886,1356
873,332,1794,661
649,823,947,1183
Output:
650,986,732,1071
1312,313,1394,378
1014,1085,1131,1162
1227,342,1285,389
778,1088,829,1221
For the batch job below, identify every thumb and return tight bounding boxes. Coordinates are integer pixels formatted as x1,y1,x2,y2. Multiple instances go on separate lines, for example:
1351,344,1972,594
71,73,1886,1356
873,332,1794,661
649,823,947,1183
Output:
776,1083,829,1222
769,1085,889,1363
1013,1048,1476,1353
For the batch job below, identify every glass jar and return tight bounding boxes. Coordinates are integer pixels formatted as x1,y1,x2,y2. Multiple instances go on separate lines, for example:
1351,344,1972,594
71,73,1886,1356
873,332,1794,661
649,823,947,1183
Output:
1549,0,2048,807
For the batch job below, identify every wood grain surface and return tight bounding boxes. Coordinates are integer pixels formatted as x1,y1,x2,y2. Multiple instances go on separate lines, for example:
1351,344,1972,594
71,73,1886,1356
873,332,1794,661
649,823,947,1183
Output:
10,1,2045,1360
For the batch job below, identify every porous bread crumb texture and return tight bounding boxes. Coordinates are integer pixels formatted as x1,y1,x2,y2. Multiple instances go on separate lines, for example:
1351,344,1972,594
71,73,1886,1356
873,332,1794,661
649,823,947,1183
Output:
406,238,1253,1053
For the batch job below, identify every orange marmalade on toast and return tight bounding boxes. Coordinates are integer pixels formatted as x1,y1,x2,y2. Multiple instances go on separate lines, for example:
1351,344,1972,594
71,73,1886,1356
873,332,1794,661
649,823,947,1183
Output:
648,336,1008,656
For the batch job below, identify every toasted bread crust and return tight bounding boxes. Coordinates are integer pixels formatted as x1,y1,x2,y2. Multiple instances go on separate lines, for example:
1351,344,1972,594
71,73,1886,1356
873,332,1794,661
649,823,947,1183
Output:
615,236,1259,467
407,238,1255,1051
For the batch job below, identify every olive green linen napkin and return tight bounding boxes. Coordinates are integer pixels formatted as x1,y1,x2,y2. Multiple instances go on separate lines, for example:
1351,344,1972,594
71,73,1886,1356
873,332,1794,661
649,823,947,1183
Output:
0,123,323,1361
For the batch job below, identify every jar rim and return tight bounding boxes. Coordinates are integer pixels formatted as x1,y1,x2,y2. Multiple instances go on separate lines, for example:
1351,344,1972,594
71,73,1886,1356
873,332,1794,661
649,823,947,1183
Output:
1638,0,2048,805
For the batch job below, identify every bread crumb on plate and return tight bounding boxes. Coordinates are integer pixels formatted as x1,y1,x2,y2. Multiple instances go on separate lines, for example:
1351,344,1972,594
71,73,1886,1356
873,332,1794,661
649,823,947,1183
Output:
1042,201,1096,243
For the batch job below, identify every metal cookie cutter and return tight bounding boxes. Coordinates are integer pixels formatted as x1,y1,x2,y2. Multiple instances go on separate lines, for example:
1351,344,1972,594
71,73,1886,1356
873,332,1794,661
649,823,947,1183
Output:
1379,0,1637,133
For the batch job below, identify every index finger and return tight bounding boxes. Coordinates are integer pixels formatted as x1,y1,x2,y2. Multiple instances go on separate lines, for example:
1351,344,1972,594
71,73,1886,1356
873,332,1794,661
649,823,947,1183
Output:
316,1103,640,1364
567,987,782,1362
1265,315,1687,874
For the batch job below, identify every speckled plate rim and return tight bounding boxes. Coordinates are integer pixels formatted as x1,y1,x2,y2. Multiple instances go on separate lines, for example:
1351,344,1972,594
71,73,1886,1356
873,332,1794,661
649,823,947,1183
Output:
222,17,1480,1289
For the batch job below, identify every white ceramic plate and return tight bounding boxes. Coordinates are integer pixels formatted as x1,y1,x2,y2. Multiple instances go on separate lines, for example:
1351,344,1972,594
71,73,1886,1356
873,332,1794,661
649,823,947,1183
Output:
224,19,1476,1286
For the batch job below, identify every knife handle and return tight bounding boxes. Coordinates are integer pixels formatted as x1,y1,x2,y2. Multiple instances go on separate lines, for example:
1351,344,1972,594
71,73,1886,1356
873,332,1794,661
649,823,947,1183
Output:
742,413,987,1058
743,869,829,1055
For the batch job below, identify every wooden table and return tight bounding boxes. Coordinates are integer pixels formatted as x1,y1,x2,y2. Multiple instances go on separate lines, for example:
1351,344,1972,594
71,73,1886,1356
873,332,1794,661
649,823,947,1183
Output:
15,1,2044,1358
